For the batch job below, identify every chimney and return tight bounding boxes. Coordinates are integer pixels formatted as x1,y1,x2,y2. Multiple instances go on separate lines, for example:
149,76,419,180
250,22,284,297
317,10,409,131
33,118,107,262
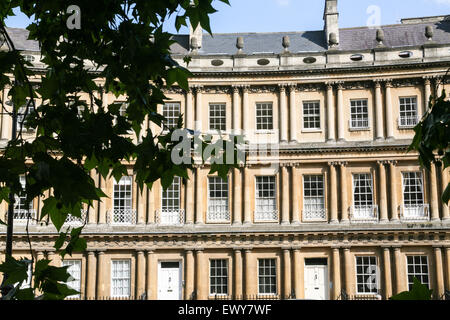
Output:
324,0,339,49
189,22,203,52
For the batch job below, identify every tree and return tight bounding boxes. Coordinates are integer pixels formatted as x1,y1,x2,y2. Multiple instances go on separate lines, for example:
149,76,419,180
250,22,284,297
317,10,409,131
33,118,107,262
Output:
408,77,449,205
0,0,238,300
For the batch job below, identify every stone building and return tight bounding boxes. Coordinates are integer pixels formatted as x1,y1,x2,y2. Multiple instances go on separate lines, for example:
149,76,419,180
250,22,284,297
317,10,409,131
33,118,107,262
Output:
1,0,450,300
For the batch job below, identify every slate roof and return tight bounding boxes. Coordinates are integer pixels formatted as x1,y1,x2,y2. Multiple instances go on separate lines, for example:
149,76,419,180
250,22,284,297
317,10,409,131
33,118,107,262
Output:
5,18,450,55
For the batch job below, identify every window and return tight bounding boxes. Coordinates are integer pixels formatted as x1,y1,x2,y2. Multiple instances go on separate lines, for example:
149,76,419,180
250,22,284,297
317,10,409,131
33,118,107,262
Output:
402,172,424,207
20,260,33,289
255,176,277,221
303,101,321,130
303,175,325,220
111,260,131,297
258,259,277,295
17,102,35,130
256,103,273,131
62,260,82,298
350,99,369,129
406,256,429,290
356,256,379,294
112,176,134,224
162,176,181,211
113,176,133,211
207,177,229,222
399,97,418,127
13,176,34,221
209,103,226,131
210,259,228,296
163,102,181,130
352,173,374,217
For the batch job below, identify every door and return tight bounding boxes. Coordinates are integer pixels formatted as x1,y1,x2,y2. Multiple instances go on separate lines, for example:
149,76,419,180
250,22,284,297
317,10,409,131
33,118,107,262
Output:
304,259,329,300
158,261,182,300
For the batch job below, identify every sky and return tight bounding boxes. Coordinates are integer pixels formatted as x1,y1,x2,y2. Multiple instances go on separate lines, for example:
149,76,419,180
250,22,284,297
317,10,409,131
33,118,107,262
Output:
4,0,450,34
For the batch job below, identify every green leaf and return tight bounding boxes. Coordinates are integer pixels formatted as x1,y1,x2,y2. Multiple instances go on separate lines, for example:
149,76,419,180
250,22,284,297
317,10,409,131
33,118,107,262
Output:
0,256,30,287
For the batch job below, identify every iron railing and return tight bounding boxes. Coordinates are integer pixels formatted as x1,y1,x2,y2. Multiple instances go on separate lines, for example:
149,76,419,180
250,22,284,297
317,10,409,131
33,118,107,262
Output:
254,210,279,223
107,209,137,225
155,209,185,226
399,204,430,222
350,205,379,223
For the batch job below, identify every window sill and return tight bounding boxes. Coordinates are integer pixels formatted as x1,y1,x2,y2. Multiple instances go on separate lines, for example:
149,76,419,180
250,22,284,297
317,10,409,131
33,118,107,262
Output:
349,127,371,132
255,130,276,134
398,125,416,130
301,128,322,133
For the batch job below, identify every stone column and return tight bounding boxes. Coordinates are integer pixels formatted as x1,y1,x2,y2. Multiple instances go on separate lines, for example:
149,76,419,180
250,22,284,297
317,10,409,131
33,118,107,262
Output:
195,249,206,299
430,162,440,222
147,186,155,225
194,86,203,132
436,77,444,98
385,81,394,140
378,161,388,222
86,251,97,299
88,170,98,224
291,165,300,224
244,249,252,298
96,251,106,298
339,162,349,223
329,162,338,223
293,249,303,299
374,80,384,140
185,250,195,300
445,247,450,291
233,168,242,225
442,166,449,221
1,88,11,140
146,250,156,299
336,83,345,142
232,86,241,132
279,85,288,142
281,165,290,225
389,161,399,221
243,166,252,224
195,166,204,224
282,248,292,299
98,175,107,224
186,88,194,130
289,84,297,142
434,247,445,299
332,247,341,300
242,86,250,140
233,249,243,299
136,182,146,224
185,169,194,224
393,247,404,294
424,77,432,115
382,247,393,299
326,83,336,142
343,247,353,295
135,250,145,298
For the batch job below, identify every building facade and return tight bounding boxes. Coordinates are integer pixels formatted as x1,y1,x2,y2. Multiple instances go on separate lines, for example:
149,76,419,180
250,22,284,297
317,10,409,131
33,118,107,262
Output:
1,0,450,300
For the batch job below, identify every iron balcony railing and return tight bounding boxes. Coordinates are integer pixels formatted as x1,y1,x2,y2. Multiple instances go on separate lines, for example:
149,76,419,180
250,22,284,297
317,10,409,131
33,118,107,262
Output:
302,208,327,222
155,209,185,226
64,209,88,226
254,210,279,223
349,119,370,130
11,209,37,225
399,204,430,222
206,210,231,223
107,209,137,225
350,205,379,223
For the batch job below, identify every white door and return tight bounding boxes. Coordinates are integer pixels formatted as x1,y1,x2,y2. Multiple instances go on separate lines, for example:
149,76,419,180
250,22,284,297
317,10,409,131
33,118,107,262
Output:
158,261,182,300
304,265,329,300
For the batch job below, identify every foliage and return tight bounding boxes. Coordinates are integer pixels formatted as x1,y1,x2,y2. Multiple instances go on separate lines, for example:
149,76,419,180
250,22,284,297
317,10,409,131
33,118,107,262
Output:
390,277,433,300
408,88,450,204
0,0,236,299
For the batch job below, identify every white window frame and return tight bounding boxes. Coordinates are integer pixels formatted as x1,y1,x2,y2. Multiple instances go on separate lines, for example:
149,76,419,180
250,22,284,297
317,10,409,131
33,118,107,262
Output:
352,173,374,217
19,260,33,289
355,256,379,294
302,101,321,131
207,176,230,223
255,103,274,131
161,176,181,211
349,99,370,130
113,176,133,211
111,260,131,298
302,175,326,221
209,259,229,296
17,100,35,131
209,103,226,132
255,176,277,222
163,102,181,130
399,96,418,128
257,258,277,295
402,172,424,207
406,255,429,290
62,260,82,298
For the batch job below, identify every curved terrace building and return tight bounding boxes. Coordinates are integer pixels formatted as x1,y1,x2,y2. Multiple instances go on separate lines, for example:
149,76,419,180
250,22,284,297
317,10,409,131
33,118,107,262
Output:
1,0,450,300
